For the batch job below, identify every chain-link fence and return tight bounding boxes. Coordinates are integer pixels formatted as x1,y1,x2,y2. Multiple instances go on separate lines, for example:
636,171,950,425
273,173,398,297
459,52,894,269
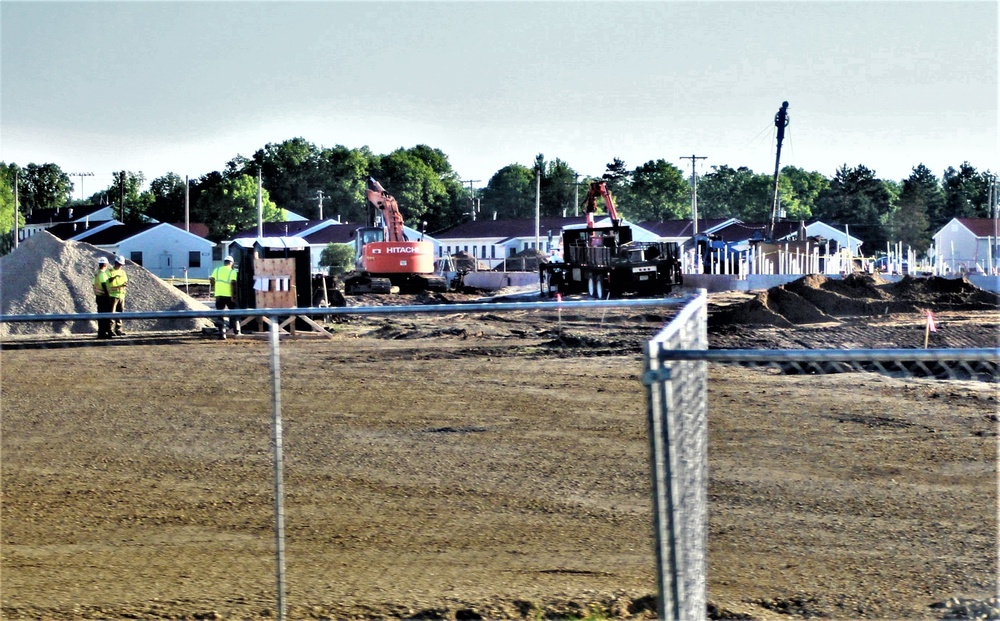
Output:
642,290,999,621
3,295,997,621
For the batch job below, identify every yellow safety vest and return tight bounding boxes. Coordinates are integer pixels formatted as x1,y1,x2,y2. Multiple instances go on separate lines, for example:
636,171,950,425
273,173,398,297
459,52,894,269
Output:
107,266,128,299
94,269,110,296
211,265,238,297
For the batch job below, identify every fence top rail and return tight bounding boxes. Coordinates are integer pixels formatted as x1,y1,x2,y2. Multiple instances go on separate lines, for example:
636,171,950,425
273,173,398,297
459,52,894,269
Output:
0,295,698,324
657,348,1000,363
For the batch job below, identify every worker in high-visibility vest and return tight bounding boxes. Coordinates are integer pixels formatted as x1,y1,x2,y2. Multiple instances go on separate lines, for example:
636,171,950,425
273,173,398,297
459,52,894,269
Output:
210,255,240,340
93,256,114,339
107,255,129,336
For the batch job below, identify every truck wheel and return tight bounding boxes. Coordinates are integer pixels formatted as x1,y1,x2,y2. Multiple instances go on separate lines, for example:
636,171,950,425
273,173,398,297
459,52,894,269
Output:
540,272,550,298
595,276,606,300
587,273,596,298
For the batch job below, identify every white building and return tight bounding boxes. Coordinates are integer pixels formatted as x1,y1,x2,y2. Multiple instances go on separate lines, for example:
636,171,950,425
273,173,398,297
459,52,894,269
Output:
79,222,216,279
932,217,1000,275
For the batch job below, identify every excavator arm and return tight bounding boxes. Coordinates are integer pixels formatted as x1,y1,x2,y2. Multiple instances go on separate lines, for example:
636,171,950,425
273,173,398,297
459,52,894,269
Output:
584,181,621,229
366,178,408,242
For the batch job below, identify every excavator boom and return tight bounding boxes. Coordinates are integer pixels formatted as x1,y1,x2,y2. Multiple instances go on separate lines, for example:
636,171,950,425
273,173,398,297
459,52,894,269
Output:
366,178,408,242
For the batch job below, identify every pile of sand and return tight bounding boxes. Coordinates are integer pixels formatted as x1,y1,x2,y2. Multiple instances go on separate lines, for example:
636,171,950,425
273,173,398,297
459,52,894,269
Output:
709,273,1000,327
1,231,213,337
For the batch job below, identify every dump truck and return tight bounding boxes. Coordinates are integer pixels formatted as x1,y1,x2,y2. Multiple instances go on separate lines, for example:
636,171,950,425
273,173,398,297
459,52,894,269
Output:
538,181,682,298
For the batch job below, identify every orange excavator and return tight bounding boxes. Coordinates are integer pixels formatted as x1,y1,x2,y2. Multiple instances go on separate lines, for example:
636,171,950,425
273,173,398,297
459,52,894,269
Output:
343,178,448,295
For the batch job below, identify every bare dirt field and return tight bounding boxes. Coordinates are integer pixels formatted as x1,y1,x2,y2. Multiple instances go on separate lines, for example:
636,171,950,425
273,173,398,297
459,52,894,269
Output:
1,279,998,621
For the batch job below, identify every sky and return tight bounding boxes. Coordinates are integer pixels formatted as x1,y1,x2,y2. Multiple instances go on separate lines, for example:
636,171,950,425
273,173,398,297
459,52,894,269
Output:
1,1,997,199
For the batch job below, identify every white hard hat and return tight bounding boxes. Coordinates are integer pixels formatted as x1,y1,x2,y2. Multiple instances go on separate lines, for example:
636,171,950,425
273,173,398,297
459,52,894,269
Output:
224,255,234,263
98,257,109,265
115,255,126,264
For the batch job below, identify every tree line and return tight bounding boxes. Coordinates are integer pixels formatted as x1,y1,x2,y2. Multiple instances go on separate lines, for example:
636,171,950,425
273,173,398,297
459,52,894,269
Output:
0,137,994,257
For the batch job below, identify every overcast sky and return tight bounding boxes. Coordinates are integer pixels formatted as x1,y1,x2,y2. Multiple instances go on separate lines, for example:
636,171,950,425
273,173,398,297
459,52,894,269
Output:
2,1,996,198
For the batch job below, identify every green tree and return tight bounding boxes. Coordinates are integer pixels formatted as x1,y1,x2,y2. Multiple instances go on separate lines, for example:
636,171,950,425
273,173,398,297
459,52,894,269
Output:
697,166,772,220
539,157,579,218
252,138,325,218
103,171,151,224
481,164,536,219
0,168,21,255
942,162,992,226
780,166,829,220
619,159,689,221
319,242,356,276
370,147,453,233
147,173,189,223
601,158,631,205
318,145,376,225
13,163,72,215
196,174,283,241
889,165,942,255
814,165,893,253
399,145,466,231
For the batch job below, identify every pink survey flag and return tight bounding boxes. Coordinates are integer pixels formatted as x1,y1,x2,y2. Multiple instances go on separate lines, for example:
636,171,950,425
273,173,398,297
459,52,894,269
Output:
926,311,937,333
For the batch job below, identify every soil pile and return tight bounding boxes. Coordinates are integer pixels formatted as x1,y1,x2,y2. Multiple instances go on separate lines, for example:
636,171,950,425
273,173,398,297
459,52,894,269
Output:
0,231,213,336
495,249,548,272
710,273,1000,327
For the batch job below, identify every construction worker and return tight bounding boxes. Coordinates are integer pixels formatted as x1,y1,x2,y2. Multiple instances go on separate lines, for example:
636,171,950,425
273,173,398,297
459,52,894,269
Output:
107,255,129,336
93,256,113,339
210,255,240,340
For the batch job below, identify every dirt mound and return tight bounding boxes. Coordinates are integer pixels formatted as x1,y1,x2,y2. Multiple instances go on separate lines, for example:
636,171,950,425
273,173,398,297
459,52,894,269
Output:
495,249,547,272
451,251,489,272
1,231,213,336
710,273,999,328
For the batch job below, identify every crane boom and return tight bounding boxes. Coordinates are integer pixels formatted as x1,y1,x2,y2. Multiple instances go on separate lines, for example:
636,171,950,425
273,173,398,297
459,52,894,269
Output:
584,181,621,228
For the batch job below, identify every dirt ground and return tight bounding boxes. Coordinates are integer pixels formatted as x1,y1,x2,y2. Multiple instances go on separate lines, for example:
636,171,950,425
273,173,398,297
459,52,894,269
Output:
1,283,998,621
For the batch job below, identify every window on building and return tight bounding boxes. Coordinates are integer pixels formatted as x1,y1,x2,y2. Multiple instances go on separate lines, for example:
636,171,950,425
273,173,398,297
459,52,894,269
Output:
130,251,143,266
481,245,486,258
212,246,223,261
189,251,201,268
491,247,496,258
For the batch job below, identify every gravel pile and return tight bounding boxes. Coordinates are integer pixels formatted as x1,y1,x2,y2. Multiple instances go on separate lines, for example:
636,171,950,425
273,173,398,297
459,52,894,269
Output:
930,596,1000,620
0,231,213,337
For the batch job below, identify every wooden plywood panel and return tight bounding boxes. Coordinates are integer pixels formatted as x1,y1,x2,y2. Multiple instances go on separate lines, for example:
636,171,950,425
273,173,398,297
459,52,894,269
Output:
253,257,297,308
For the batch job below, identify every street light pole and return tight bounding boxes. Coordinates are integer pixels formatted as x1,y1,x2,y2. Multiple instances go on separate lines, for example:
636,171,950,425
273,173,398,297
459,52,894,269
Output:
67,172,94,201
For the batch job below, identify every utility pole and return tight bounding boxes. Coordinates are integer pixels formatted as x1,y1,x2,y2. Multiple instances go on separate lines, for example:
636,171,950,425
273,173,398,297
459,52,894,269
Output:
574,174,580,217
680,155,707,235
991,175,998,274
461,179,480,221
256,167,263,238
13,172,18,249
184,176,190,232
534,170,541,250
119,171,126,222
768,101,790,240
67,172,94,202
316,190,325,220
